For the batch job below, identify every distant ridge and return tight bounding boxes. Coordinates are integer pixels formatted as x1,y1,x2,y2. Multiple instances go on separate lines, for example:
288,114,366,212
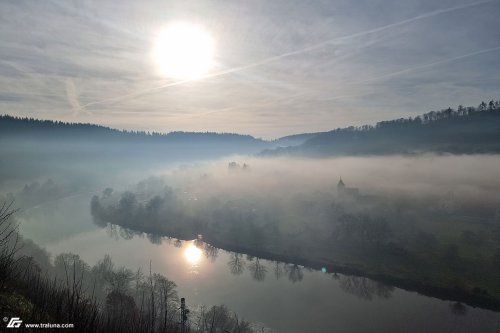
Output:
0,115,264,144
0,114,273,182
3,98,500,156
261,99,500,156
272,132,325,147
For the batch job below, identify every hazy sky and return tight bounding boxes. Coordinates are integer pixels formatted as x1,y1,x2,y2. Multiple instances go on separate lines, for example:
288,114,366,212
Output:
1,0,499,138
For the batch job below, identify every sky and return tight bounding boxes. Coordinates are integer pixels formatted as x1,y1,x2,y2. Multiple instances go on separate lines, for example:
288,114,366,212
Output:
0,0,499,139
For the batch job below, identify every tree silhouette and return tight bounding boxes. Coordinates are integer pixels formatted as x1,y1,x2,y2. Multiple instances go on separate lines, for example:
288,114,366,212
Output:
153,274,178,331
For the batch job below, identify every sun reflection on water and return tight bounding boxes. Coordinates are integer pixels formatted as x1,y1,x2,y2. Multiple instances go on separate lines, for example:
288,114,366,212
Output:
184,243,202,265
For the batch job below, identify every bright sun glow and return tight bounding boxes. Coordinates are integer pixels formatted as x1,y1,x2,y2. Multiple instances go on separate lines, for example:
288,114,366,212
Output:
153,22,215,80
184,244,202,264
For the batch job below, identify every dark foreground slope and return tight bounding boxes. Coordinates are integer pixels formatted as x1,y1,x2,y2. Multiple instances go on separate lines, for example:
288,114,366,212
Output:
0,204,256,333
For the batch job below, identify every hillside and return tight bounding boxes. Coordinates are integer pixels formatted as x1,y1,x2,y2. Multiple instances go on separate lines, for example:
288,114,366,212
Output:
261,100,500,156
0,116,271,187
271,132,324,147
0,115,265,145
3,99,500,159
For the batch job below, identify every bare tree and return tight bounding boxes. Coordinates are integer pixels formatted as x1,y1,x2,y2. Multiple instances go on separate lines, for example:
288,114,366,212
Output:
0,201,20,287
153,273,178,331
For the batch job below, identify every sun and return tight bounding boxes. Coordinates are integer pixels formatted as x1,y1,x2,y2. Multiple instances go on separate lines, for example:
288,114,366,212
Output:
184,244,202,264
153,22,215,80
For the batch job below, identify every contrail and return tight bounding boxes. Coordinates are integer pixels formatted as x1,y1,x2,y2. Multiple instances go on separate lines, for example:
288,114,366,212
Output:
346,45,500,86
79,0,492,111
65,78,91,116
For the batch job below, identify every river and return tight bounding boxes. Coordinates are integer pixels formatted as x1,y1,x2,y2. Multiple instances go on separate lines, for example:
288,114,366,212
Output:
17,193,500,333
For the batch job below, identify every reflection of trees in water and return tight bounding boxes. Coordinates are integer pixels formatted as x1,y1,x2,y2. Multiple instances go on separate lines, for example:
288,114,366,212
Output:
147,233,162,245
374,282,393,299
338,276,394,300
450,302,467,316
92,215,108,228
274,262,284,279
227,253,245,275
203,244,219,262
194,237,204,248
285,264,303,283
248,259,267,281
228,258,303,283
105,224,155,243
119,227,135,240
106,224,119,240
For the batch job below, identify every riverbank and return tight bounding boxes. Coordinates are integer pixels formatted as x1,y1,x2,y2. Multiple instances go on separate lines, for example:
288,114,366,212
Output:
104,222,500,312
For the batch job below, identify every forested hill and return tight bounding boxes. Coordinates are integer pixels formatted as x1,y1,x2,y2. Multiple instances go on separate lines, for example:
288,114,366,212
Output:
0,115,264,145
3,99,500,155
261,100,500,156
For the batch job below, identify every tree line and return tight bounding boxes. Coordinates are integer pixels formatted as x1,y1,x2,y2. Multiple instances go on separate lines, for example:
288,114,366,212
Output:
0,114,262,144
262,99,500,156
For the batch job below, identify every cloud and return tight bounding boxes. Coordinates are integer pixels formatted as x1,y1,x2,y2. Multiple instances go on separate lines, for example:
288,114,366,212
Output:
1,0,499,137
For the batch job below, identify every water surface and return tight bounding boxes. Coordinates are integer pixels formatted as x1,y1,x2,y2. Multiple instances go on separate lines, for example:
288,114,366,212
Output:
18,194,500,333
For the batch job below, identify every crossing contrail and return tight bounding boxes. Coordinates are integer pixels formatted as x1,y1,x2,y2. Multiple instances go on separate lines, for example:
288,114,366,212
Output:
346,45,500,86
78,0,493,111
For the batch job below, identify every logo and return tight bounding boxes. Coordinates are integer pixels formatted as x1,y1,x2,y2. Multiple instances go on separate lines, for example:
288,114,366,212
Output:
6,317,22,328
